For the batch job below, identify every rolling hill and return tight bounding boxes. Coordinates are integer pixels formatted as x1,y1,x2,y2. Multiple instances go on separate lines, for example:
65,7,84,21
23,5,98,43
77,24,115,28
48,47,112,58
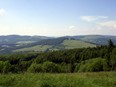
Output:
70,35,116,45
13,39,96,52
0,35,51,45
0,35,116,54
63,40,96,49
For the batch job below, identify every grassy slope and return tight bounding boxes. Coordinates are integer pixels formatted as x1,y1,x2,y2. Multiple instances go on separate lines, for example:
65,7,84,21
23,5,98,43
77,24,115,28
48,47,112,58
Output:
16,41,36,46
63,40,96,49
13,45,52,52
0,72,116,87
13,40,96,52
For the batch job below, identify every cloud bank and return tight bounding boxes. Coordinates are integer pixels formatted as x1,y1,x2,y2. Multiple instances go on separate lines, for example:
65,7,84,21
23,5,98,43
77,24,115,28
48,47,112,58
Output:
99,21,116,29
0,8,6,16
69,25,75,29
81,16,108,22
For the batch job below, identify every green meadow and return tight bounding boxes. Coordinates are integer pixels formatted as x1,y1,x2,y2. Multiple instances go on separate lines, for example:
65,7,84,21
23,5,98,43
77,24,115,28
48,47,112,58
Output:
63,40,96,49
0,72,116,87
13,45,52,52
13,40,96,52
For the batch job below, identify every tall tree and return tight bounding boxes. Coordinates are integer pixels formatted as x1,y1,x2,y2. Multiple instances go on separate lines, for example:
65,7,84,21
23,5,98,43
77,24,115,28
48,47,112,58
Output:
107,39,114,54
108,39,114,48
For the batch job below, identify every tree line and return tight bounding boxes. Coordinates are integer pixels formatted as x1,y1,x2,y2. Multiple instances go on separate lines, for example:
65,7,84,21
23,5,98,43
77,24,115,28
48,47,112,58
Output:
0,39,116,73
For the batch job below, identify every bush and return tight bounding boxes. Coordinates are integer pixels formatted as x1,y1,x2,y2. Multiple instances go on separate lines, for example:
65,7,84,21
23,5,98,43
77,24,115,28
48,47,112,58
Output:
27,63,42,73
0,61,4,73
0,61,12,73
42,61,59,73
75,58,109,72
74,62,85,72
59,63,72,73
3,61,12,73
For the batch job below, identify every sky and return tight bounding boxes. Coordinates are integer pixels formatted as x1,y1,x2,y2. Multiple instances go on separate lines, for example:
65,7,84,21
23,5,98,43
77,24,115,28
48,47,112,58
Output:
0,0,116,36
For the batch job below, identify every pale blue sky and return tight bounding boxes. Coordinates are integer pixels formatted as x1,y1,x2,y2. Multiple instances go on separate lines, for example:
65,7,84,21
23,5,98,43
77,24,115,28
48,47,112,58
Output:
0,0,116,36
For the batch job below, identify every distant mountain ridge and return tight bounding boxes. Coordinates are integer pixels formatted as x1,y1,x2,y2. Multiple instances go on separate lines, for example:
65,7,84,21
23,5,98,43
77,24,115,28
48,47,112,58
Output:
0,35,116,45
0,35,51,45
66,35,116,45
0,35,116,54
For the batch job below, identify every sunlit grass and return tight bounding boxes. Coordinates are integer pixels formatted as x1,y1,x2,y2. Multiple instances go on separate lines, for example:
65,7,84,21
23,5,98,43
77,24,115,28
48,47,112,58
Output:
13,45,52,52
0,72,116,87
63,40,96,49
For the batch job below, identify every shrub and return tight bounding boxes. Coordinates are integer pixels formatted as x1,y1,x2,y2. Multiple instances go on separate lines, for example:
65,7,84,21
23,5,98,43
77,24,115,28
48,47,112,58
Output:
59,63,72,73
75,58,109,72
27,63,42,73
3,61,12,73
0,61,12,73
0,61,4,73
42,61,59,73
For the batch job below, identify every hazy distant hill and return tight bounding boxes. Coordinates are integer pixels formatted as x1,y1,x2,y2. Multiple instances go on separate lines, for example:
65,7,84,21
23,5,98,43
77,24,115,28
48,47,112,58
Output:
13,39,96,52
70,35,116,45
0,35,116,54
0,35,51,45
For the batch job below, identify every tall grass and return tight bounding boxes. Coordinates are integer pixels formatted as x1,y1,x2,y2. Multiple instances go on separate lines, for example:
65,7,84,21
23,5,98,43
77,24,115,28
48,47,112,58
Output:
0,72,116,87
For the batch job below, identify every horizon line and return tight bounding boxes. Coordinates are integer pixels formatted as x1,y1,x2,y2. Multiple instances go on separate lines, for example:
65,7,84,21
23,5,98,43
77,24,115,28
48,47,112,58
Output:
0,34,116,37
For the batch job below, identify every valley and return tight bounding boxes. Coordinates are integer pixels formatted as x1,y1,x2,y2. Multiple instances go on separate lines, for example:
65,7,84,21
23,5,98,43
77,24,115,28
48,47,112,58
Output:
0,35,116,54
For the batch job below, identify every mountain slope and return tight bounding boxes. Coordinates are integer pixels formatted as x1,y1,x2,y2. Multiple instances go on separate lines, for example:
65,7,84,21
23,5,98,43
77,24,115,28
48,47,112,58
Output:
0,35,116,54
63,40,96,49
13,39,96,52
71,35,116,45
0,35,51,45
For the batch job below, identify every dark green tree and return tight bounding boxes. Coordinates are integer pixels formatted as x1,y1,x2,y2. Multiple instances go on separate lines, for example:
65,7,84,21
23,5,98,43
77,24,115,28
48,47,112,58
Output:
108,39,114,48
110,48,116,70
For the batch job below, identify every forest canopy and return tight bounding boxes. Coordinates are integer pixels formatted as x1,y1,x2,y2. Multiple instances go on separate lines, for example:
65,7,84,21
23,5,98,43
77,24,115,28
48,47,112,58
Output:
0,40,116,73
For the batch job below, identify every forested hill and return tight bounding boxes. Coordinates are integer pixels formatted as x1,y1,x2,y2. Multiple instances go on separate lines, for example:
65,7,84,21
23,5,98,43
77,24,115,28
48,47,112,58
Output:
0,40,116,73
0,35,116,54
0,35,116,45
67,35,116,45
0,35,51,45
0,37,96,54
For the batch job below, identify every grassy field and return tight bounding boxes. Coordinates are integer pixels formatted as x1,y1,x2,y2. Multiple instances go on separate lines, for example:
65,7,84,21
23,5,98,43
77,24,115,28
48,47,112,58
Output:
0,72,116,87
13,40,96,52
16,41,36,46
63,40,96,49
13,45,52,52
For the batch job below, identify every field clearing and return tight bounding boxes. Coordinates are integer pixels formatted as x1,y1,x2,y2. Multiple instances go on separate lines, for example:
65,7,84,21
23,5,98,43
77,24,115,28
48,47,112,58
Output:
16,41,36,44
0,72,116,87
16,41,36,46
63,40,96,49
13,40,96,52
13,45,52,52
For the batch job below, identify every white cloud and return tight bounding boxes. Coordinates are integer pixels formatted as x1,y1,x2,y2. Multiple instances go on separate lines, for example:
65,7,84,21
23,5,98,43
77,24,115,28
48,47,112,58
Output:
69,25,75,29
0,23,116,36
81,16,108,22
0,8,6,16
99,21,116,29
